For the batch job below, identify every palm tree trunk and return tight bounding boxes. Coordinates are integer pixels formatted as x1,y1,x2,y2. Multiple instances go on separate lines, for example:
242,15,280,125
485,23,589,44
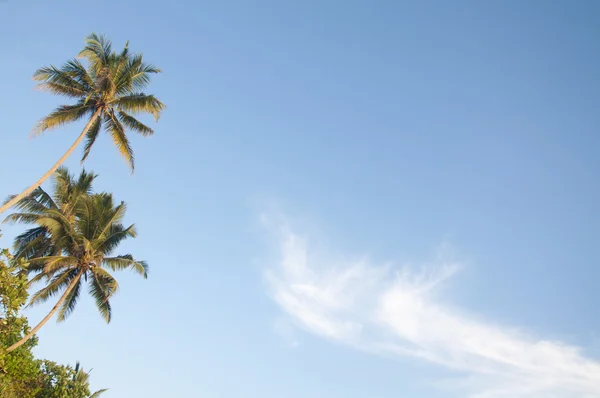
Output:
5,271,83,353
0,110,102,215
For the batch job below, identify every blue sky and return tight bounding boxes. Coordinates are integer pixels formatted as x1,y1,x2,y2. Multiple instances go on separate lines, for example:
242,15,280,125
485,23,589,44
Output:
1,1,600,397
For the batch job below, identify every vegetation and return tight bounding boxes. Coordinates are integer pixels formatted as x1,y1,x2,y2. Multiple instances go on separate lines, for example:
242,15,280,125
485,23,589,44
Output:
0,33,165,215
0,248,106,397
1,32,162,395
3,167,148,352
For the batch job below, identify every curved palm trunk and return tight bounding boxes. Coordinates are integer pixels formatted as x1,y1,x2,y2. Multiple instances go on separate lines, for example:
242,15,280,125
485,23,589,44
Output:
5,270,83,353
0,110,102,215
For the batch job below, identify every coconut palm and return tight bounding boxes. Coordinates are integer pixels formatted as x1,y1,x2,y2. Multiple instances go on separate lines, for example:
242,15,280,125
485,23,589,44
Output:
0,33,165,215
6,168,96,263
72,362,108,398
3,168,148,353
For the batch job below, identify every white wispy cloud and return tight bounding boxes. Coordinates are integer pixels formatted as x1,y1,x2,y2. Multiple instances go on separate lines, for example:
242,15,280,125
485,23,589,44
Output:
263,216,600,398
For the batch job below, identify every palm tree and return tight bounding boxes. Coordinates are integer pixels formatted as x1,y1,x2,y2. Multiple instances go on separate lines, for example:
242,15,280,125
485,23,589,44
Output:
72,362,108,397
3,167,148,353
0,33,165,215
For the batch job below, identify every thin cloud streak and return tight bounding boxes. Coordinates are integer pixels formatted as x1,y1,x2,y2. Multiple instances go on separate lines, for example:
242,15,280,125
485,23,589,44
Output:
263,219,600,398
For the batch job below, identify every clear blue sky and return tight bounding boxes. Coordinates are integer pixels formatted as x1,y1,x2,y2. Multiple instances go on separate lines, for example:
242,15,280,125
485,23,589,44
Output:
1,1,599,397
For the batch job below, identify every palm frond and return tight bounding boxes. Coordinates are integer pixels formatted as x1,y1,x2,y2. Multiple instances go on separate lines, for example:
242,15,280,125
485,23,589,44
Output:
53,167,97,211
95,200,127,241
76,193,119,242
120,40,130,57
27,255,77,275
77,33,112,75
131,62,162,92
3,186,57,216
33,65,88,93
113,93,165,121
13,227,52,261
28,269,76,307
111,48,133,88
28,271,52,286
4,212,42,225
35,82,88,99
105,110,134,170
74,167,98,195
102,254,148,278
76,194,101,240
117,111,154,136
89,268,117,323
57,276,82,322
37,210,76,240
32,102,94,136
114,53,161,95
91,266,119,293
53,167,75,205
90,389,109,397
113,53,141,94
29,187,58,209
33,220,77,259
94,224,136,255
62,59,94,89
81,114,103,163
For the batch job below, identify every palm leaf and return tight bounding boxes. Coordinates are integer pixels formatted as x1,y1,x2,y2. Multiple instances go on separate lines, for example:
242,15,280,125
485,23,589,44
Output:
57,276,82,322
102,254,148,278
33,65,88,93
28,268,76,307
113,93,165,121
74,167,98,195
115,53,161,94
95,200,127,241
28,271,52,286
117,111,154,136
81,114,103,163
14,233,56,267
35,82,88,99
131,62,162,92
89,269,117,323
62,59,94,89
105,110,134,170
94,224,136,254
77,33,112,75
13,227,51,261
37,210,77,244
76,195,100,240
32,255,77,274
32,102,94,136
29,187,59,210
3,212,42,225
3,187,57,216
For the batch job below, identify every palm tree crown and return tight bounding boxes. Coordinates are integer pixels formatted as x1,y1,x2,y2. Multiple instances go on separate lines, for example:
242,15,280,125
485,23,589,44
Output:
0,33,165,216
72,361,108,397
3,168,148,352
34,33,165,170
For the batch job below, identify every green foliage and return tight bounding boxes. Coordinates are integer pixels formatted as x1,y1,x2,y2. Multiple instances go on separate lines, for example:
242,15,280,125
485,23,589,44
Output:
0,247,39,388
0,32,158,396
36,360,106,398
32,33,165,171
0,250,29,329
0,246,105,397
6,167,148,325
